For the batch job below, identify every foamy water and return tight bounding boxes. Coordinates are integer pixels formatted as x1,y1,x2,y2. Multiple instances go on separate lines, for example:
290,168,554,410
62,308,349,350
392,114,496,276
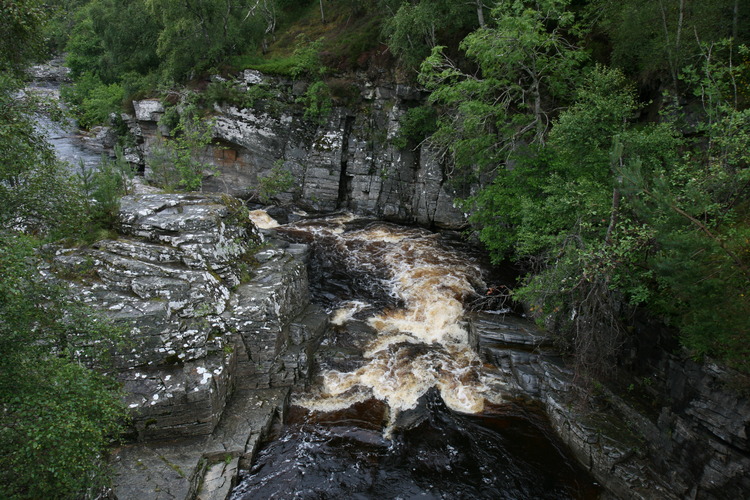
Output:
280,216,496,427
248,209,280,229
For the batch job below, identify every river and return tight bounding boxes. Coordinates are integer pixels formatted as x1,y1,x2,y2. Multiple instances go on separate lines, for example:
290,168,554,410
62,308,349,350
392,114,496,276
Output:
36,82,600,498
29,81,104,173
232,214,600,499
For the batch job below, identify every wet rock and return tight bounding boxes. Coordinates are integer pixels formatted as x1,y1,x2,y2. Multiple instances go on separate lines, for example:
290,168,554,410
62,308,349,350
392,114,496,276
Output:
473,311,750,500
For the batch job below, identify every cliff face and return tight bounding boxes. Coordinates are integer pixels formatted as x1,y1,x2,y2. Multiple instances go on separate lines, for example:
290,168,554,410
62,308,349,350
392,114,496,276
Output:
475,313,750,500
129,70,465,229
48,192,326,498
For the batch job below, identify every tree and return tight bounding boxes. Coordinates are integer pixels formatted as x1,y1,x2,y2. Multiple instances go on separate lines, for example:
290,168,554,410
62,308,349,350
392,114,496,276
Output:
586,0,748,89
619,41,750,371
0,73,89,237
0,233,127,498
144,0,268,80
418,0,587,176
467,65,679,376
149,105,216,191
382,0,479,69
0,0,48,74
0,4,129,495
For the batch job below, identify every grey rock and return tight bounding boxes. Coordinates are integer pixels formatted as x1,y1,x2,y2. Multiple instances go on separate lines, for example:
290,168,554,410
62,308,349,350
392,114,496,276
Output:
134,99,165,122
129,72,469,229
44,192,332,499
473,311,750,500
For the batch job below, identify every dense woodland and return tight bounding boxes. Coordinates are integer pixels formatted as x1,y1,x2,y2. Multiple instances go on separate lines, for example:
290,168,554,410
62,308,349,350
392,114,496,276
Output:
1,0,749,497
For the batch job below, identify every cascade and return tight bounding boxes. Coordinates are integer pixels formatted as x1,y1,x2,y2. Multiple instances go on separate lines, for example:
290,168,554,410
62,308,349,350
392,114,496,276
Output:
232,213,599,499
27,81,103,172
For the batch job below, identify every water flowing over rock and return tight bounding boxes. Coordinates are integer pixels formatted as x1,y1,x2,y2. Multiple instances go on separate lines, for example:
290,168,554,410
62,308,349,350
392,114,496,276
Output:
278,218,489,427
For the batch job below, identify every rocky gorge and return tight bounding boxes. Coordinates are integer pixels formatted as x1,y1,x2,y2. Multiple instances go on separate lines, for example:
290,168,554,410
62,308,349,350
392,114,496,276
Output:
127,70,466,229
38,65,750,499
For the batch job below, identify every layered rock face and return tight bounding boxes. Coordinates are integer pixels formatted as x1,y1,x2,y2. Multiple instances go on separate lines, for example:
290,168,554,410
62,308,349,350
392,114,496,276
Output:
474,313,750,500
50,193,327,498
128,71,465,229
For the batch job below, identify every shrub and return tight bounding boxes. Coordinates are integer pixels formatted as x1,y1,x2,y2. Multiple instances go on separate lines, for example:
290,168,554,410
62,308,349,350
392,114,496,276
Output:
298,81,333,124
392,105,438,149
257,163,295,203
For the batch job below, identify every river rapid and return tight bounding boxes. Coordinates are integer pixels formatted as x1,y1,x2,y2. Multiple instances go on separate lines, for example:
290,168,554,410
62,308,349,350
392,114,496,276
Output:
233,213,600,499
35,85,600,497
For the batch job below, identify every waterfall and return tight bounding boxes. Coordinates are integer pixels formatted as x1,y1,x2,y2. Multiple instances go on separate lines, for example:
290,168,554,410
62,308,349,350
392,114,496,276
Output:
232,212,599,500
280,216,493,430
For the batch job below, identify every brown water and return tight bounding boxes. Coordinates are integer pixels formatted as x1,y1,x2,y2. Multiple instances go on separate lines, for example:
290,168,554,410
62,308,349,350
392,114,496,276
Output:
232,214,600,499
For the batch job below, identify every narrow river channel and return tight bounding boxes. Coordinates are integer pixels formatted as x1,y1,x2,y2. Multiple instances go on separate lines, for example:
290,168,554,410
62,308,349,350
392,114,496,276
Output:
36,86,600,498
232,214,600,499
30,81,103,172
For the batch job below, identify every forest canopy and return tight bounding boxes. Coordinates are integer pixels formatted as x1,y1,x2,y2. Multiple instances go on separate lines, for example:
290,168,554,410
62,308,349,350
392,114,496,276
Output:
18,0,750,397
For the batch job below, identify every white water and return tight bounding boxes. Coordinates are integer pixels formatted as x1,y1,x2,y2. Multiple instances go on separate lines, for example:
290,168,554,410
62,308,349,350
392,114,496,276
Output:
280,215,498,429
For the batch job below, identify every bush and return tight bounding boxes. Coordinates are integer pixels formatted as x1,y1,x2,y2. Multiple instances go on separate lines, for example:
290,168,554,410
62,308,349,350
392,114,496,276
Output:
257,163,295,203
298,81,333,124
0,233,127,498
148,112,215,192
392,105,438,149
60,72,124,129
75,147,134,239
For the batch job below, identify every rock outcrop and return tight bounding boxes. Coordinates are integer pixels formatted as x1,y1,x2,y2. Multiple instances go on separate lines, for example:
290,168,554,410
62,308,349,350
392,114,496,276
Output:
50,193,327,499
126,71,466,229
473,312,750,500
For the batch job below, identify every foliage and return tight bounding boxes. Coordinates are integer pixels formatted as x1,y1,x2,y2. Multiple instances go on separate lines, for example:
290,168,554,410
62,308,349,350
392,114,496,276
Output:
464,50,749,374
144,0,267,80
0,4,130,497
0,75,89,240
0,0,49,73
75,147,135,237
618,42,750,371
418,0,587,178
465,65,664,376
39,0,90,54
257,162,295,203
203,79,279,110
0,233,127,499
61,72,125,129
204,79,249,107
149,108,216,191
298,80,333,124
290,35,328,79
64,0,161,89
392,104,438,149
585,0,748,89
381,0,479,70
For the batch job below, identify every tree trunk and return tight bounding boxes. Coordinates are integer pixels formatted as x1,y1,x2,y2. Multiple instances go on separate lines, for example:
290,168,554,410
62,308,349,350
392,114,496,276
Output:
476,0,485,27
605,186,621,245
319,0,326,24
